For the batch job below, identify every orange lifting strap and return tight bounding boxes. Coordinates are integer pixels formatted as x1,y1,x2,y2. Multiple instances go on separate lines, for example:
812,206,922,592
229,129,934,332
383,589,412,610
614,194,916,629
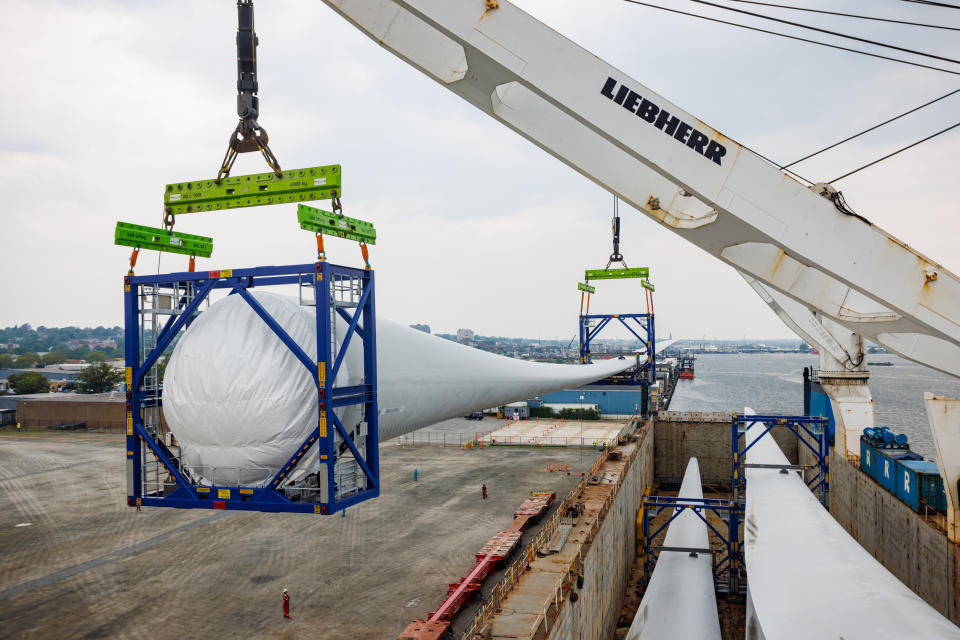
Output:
316,233,326,261
128,248,140,275
360,242,370,270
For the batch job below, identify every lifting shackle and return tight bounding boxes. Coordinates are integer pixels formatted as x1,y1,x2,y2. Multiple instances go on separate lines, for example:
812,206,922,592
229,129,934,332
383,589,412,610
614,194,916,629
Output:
216,0,282,183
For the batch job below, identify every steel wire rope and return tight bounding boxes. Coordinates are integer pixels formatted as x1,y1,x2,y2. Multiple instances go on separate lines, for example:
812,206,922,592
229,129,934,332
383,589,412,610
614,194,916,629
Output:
687,0,960,64
830,120,960,182
718,0,960,30
902,0,960,9
782,87,960,168
620,0,960,75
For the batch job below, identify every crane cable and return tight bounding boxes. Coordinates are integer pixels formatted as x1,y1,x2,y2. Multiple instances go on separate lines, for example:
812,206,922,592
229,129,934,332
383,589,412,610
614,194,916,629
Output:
830,121,960,183
620,0,960,76
719,0,960,31
688,0,960,64
902,0,960,9
782,87,960,168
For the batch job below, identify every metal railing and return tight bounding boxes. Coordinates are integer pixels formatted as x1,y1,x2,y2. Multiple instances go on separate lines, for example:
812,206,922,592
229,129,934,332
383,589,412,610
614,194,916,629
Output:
393,428,622,450
456,421,643,639
457,418,645,639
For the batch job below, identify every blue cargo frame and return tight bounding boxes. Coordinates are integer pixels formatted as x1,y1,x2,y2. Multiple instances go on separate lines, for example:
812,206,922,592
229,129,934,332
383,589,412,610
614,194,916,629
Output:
728,414,829,597
638,413,829,601
578,312,655,386
123,261,379,514
639,495,739,594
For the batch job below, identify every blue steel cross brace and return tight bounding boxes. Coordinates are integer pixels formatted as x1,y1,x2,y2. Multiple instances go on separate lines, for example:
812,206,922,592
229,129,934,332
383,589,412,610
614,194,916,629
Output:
639,495,738,593
123,261,379,515
728,413,829,598
579,312,655,385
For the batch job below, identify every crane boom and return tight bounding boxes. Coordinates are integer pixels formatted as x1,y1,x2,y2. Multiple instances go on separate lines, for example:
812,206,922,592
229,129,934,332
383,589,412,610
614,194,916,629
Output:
320,0,960,379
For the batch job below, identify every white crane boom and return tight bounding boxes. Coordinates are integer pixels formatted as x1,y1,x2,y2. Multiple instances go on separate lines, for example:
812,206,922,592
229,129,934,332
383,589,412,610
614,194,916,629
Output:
320,0,960,379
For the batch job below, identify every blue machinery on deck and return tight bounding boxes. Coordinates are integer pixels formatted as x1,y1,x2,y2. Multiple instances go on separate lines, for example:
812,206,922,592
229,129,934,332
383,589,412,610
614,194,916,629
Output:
640,414,828,598
123,261,379,514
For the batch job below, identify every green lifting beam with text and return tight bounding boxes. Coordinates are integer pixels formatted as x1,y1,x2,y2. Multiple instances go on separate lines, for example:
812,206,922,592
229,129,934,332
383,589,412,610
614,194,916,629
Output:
297,204,377,245
164,165,342,215
641,279,655,292
114,222,213,257
584,267,649,281
577,282,596,294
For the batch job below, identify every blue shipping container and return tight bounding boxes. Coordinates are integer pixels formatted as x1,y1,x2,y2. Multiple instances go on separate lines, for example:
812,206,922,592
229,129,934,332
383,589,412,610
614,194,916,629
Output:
860,439,877,478
873,450,921,494
895,459,947,513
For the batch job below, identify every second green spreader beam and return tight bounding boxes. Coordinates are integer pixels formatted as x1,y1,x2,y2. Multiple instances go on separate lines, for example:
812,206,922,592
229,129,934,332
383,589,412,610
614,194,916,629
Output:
298,204,376,245
115,222,213,257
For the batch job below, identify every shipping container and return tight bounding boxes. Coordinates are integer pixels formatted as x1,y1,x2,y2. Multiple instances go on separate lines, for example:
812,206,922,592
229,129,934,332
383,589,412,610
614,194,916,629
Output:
873,449,922,494
860,439,876,478
895,459,947,514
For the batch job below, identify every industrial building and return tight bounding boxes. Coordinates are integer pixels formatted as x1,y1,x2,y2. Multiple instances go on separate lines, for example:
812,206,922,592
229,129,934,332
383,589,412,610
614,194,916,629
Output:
533,386,642,418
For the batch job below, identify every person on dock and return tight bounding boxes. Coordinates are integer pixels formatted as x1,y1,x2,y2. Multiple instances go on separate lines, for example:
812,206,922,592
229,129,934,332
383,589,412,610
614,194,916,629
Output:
282,589,290,619
481,484,488,500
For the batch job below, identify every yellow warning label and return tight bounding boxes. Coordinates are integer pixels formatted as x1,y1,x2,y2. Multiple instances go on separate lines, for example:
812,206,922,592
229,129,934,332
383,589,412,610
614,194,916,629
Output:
125,367,132,389
318,362,326,389
314,505,321,514
217,489,231,500
239,489,254,495
320,454,328,460
221,269,233,277
197,487,210,493
319,413,327,438
126,413,133,436
317,272,323,281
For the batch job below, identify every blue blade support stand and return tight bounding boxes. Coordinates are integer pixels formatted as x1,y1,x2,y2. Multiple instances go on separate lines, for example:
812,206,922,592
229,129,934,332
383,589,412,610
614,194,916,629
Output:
123,261,379,515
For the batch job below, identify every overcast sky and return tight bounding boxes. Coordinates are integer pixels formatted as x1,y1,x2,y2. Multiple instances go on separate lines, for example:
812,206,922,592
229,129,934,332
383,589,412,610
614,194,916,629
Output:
2,0,958,340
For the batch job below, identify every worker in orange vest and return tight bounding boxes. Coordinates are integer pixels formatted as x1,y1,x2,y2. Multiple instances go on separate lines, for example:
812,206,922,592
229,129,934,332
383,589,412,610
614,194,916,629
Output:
481,484,488,500
282,588,290,619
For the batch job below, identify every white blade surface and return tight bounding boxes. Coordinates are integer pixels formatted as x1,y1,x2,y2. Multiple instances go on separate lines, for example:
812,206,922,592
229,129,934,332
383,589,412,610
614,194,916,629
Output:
164,292,631,484
742,408,960,639
627,457,721,640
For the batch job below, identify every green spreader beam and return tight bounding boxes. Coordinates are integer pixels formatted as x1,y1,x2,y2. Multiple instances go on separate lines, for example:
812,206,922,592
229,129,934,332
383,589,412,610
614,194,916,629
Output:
298,204,376,245
115,222,213,258
577,282,596,294
584,267,649,281
164,165,342,215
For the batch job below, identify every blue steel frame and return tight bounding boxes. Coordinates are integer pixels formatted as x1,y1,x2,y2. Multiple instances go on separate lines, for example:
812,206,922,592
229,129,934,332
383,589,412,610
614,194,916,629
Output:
578,312,655,386
728,413,829,596
639,495,737,592
123,261,379,514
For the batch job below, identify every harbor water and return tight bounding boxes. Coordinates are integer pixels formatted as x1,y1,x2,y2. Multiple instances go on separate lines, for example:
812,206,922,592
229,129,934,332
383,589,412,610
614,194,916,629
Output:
668,353,960,459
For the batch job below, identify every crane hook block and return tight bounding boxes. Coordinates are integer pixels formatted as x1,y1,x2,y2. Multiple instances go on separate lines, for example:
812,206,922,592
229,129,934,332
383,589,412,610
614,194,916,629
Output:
297,204,376,245
114,222,213,258
585,267,648,281
164,165,341,215
577,282,596,294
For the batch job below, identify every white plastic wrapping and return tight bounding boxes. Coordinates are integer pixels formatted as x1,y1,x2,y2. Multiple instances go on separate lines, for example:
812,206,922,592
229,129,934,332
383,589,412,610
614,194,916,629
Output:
163,292,631,486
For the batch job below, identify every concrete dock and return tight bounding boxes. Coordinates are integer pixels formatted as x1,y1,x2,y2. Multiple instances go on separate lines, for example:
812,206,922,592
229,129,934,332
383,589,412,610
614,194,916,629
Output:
0,424,592,639
481,418,626,448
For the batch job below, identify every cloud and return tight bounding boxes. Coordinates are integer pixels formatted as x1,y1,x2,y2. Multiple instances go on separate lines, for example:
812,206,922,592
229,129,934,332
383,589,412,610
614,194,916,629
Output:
0,0,956,342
